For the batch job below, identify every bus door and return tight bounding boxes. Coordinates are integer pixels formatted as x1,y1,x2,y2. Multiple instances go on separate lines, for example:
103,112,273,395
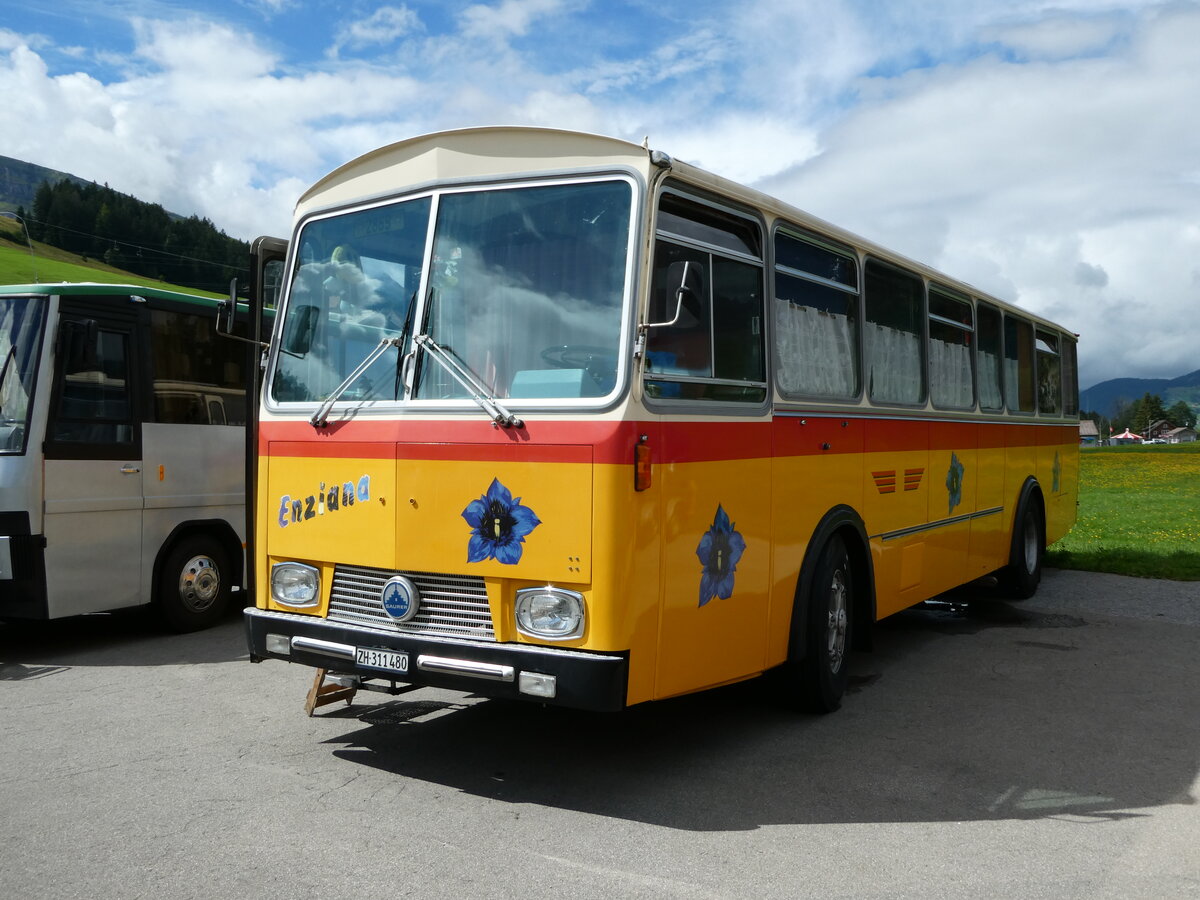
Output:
642,189,772,698
42,302,144,617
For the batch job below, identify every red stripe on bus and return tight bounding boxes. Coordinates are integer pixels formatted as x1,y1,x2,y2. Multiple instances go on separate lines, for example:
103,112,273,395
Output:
259,416,1079,465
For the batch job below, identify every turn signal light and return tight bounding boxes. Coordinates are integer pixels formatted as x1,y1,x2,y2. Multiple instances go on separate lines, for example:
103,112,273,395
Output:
635,438,652,491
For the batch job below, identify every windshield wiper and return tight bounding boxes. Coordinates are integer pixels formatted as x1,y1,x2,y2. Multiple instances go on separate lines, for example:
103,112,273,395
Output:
310,336,403,428
413,333,523,429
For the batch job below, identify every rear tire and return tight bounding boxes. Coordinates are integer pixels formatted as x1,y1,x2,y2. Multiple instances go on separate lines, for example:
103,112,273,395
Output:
796,535,854,713
999,498,1043,600
157,535,231,633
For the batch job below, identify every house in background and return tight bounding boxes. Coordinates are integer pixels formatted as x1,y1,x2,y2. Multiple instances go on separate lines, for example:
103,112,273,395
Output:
1146,419,1172,441
1164,426,1197,444
1079,419,1099,446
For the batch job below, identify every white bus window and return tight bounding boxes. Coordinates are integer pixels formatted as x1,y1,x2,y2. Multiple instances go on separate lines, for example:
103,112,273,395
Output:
1036,329,1062,416
1061,336,1079,416
976,302,1004,411
774,230,860,400
864,260,925,406
1004,315,1035,413
645,192,766,404
928,287,974,410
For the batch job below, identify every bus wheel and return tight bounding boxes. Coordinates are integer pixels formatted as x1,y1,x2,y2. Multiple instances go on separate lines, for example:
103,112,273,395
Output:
798,535,854,713
157,536,231,633
999,499,1044,600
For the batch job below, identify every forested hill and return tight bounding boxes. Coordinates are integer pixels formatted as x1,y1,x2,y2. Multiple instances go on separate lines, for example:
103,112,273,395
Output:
0,155,88,211
1082,369,1200,420
0,154,248,295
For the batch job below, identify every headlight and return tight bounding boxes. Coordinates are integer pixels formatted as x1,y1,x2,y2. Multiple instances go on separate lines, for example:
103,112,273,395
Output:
515,586,585,640
271,562,320,607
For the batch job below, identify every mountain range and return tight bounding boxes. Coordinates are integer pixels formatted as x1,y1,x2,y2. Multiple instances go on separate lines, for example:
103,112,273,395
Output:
0,155,90,214
1081,369,1200,418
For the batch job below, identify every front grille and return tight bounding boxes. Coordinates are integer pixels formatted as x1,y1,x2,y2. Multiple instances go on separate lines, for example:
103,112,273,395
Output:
328,565,495,641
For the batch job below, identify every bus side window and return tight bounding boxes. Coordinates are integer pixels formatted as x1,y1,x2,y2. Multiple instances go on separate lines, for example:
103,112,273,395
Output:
645,190,766,404
151,307,249,426
50,324,135,446
864,259,926,406
1004,314,1035,413
646,244,711,377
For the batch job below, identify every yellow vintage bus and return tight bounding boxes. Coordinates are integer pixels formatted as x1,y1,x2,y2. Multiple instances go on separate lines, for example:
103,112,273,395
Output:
244,127,1079,713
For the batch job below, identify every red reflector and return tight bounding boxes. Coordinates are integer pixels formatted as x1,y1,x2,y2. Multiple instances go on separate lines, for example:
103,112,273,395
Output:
635,441,652,491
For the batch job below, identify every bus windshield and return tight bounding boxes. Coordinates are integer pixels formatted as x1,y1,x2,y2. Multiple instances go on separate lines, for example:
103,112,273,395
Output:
0,295,47,454
271,178,633,407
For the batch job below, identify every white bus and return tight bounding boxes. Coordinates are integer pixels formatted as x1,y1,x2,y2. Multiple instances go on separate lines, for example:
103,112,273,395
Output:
0,282,256,631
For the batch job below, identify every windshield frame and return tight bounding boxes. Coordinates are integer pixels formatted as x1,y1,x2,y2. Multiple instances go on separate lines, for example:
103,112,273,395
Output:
0,294,49,456
265,169,643,418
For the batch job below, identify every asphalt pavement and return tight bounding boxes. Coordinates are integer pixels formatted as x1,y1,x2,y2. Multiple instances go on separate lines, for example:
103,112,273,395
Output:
0,568,1197,900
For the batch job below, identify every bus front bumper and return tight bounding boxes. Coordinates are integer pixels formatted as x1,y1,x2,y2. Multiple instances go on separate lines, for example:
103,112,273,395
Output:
244,608,629,712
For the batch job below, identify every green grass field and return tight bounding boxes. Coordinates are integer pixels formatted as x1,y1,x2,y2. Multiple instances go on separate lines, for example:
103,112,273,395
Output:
1047,443,1200,581
0,233,222,297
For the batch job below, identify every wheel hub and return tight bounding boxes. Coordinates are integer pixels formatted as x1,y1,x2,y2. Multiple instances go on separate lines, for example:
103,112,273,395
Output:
178,555,221,612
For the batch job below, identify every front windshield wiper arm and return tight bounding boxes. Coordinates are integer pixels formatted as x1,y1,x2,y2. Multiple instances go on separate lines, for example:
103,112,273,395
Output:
413,333,523,429
311,336,403,428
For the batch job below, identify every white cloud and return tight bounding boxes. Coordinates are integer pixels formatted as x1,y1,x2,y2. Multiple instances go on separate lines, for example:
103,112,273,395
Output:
983,12,1127,60
461,0,573,41
328,5,422,59
1,0,1196,387
757,3,1200,386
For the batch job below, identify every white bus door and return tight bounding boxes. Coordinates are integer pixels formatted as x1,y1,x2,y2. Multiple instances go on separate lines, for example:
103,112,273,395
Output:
42,306,143,617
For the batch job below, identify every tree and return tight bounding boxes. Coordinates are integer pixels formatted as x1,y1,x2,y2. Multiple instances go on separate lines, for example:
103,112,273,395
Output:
1166,400,1195,429
25,177,250,293
1132,393,1167,435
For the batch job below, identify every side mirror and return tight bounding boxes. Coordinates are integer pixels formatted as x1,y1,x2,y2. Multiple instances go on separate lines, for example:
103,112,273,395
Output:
282,304,320,355
217,277,238,335
647,260,703,329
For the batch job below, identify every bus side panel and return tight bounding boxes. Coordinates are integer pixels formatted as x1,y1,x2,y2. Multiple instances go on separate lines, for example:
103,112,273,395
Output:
970,423,1011,576
924,421,976,596
767,415,864,669
1043,424,1080,545
652,421,773,700
43,459,143,617
592,448,663,706
1004,424,1038,548
141,422,246,597
864,418,930,619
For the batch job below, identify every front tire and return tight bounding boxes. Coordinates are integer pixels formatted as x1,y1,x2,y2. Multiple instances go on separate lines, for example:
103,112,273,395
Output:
157,536,231,632
796,535,854,713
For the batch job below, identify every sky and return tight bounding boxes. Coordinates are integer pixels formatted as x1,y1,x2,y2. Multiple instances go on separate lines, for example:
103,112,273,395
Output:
1,0,1198,391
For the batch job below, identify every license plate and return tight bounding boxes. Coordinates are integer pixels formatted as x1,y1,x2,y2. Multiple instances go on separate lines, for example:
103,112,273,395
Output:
355,647,409,674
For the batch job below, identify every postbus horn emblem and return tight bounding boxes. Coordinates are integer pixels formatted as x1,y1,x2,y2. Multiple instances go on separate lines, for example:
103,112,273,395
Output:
380,575,420,623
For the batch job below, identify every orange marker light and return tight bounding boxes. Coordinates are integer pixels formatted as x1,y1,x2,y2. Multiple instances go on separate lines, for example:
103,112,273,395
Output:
634,438,652,491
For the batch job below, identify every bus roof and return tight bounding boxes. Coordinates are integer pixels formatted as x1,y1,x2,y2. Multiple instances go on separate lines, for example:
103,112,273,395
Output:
0,282,222,309
296,126,651,216
294,126,1075,337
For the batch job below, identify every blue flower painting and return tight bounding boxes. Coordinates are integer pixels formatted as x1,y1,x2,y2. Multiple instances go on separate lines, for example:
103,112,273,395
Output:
946,452,964,515
462,477,541,565
696,505,746,607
